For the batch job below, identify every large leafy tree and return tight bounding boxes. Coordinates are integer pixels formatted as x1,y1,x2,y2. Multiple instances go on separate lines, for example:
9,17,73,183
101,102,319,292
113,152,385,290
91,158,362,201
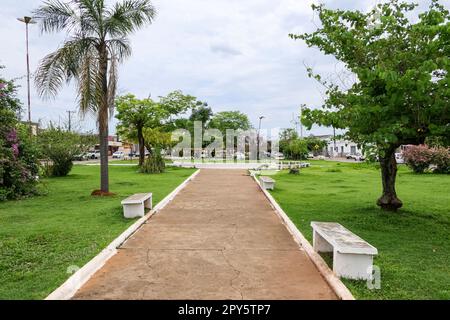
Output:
33,0,156,193
291,0,450,211
209,111,251,133
116,94,162,166
159,90,199,116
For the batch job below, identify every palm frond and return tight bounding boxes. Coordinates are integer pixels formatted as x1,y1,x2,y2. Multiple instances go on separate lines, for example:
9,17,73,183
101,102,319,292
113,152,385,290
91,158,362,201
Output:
34,37,96,99
77,0,105,37
107,55,118,117
107,38,132,62
77,48,101,115
105,0,156,37
33,0,77,34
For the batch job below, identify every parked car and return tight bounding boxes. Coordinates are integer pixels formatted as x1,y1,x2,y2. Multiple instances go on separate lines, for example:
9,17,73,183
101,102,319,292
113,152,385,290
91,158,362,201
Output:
272,152,285,160
347,154,365,161
73,153,88,161
87,150,101,159
234,152,245,160
395,153,405,164
307,153,315,159
112,151,125,159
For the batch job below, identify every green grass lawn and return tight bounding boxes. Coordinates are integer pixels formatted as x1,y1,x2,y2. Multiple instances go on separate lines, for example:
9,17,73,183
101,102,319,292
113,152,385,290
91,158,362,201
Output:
268,161,450,300
0,165,195,300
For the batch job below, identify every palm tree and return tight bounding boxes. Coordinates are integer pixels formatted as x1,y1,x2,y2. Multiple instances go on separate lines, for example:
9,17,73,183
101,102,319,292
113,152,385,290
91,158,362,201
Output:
34,0,156,193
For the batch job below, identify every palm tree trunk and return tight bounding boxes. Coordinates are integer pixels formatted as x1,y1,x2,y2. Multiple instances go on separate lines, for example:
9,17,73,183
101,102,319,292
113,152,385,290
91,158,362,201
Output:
98,45,109,193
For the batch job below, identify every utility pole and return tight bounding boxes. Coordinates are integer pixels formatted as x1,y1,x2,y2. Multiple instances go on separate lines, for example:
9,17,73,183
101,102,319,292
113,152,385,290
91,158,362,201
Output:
299,105,304,139
67,110,76,132
17,16,36,136
333,126,337,158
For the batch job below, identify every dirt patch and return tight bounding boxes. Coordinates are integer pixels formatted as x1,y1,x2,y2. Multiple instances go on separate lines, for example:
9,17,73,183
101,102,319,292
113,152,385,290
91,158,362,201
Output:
91,190,117,197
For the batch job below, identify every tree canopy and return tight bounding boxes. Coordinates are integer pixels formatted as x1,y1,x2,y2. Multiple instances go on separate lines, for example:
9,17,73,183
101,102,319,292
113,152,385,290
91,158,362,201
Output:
290,0,450,211
33,0,156,193
209,111,252,133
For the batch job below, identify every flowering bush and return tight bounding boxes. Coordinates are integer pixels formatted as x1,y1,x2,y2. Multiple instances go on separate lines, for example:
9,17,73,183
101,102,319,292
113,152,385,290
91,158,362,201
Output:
403,145,433,173
0,68,40,201
431,147,450,174
403,145,450,174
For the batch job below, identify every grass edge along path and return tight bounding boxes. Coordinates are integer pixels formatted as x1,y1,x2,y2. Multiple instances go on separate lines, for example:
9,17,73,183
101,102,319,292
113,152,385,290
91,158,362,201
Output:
0,165,196,300
268,161,450,300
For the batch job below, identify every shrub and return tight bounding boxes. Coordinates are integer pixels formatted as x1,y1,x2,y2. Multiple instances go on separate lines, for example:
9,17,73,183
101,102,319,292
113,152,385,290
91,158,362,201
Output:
140,154,165,174
403,145,433,173
37,126,88,177
431,147,450,174
1,69,40,201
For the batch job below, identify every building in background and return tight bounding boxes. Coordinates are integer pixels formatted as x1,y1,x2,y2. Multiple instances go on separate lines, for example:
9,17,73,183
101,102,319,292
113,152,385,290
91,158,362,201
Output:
314,134,363,158
20,121,39,136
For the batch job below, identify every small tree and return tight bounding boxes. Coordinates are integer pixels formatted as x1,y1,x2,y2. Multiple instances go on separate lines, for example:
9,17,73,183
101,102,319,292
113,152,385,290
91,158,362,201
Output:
291,0,450,211
116,94,161,166
304,136,327,155
38,126,94,177
285,139,309,160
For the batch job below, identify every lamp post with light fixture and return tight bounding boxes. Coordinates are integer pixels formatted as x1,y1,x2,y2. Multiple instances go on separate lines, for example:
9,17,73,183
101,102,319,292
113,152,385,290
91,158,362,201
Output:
257,116,265,161
17,16,36,133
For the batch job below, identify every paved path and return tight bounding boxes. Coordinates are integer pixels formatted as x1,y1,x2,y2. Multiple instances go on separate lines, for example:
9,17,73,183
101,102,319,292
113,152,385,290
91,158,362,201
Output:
74,170,337,300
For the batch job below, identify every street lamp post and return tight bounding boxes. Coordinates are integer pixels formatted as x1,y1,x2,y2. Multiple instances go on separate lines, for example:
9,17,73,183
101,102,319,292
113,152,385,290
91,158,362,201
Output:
67,110,76,132
257,116,265,161
17,16,36,134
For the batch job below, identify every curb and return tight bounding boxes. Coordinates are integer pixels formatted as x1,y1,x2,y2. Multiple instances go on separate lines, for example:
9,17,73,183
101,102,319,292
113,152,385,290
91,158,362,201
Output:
252,174,355,301
45,169,201,300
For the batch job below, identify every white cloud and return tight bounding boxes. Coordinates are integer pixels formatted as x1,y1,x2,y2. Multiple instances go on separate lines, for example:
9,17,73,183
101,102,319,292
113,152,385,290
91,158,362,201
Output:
0,0,448,135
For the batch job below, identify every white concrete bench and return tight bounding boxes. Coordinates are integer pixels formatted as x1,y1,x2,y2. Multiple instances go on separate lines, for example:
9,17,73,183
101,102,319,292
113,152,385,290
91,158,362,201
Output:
260,177,275,190
311,222,378,280
121,193,153,219
300,162,311,168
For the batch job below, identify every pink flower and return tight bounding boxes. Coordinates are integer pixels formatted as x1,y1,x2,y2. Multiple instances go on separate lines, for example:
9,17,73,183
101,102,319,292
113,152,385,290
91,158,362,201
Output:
6,129,18,143
12,144,19,158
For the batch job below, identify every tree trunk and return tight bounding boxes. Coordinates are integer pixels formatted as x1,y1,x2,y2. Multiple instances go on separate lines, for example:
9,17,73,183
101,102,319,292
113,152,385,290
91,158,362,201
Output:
377,146,403,211
138,126,145,166
98,45,109,193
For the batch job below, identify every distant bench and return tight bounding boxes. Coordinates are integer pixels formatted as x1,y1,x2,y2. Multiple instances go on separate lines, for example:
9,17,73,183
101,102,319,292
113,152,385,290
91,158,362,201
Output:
311,222,378,280
260,176,275,190
121,193,153,219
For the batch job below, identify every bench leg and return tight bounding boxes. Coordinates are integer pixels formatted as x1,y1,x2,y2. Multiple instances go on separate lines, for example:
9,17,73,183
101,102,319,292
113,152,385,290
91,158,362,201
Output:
144,197,153,210
333,250,374,280
313,231,333,253
123,203,145,219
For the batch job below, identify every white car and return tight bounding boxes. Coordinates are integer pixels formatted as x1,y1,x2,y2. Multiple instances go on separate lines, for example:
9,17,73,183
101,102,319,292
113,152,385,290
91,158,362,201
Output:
113,151,125,159
235,152,245,160
347,154,365,161
87,150,101,159
395,153,405,164
272,152,285,160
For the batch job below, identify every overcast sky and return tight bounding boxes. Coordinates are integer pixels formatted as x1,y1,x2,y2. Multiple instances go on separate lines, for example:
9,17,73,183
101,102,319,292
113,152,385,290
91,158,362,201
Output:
0,0,447,135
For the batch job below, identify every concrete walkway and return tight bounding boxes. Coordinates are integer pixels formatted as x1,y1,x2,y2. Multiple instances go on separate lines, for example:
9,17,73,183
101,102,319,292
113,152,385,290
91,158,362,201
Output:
74,170,337,300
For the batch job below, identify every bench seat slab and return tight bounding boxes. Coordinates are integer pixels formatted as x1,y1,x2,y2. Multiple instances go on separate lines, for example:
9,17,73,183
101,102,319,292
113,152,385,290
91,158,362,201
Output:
122,193,152,219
